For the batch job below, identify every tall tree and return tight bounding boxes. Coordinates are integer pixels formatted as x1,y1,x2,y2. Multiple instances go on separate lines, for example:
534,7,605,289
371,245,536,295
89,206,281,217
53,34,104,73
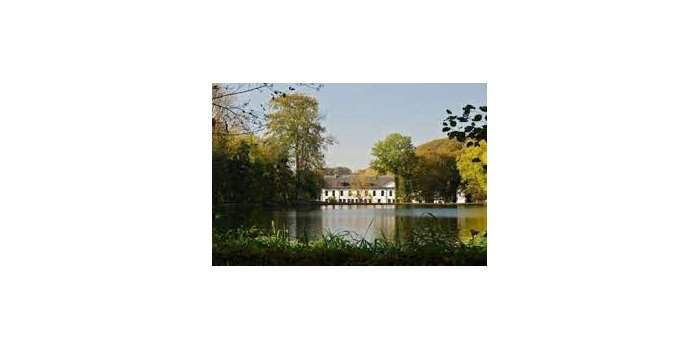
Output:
212,83,323,136
370,133,416,202
442,104,488,202
413,138,462,202
456,140,487,201
266,93,335,201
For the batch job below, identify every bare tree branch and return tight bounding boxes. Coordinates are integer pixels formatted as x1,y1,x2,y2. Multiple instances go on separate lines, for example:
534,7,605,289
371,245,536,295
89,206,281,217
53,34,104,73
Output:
212,83,272,100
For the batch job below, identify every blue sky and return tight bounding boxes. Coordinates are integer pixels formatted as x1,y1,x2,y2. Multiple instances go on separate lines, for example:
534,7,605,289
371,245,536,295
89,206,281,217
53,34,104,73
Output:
247,83,486,170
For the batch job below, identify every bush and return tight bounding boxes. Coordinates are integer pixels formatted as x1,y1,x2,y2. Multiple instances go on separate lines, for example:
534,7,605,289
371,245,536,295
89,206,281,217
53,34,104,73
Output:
212,226,486,266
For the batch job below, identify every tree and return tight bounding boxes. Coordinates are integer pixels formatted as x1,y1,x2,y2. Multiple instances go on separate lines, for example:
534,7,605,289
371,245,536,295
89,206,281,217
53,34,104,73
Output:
212,136,296,208
442,104,488,202
266,93,335,201
456,140,487,202
355,168,380,177
413,138,462,203
324,166,352,176
212,83,323,136
370,133,416,202
350,176,372,202
212,84,325,213
441,104,487,144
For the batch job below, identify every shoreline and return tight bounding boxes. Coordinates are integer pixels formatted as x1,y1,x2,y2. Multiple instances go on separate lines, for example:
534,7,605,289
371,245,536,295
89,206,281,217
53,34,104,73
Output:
218,202,486,209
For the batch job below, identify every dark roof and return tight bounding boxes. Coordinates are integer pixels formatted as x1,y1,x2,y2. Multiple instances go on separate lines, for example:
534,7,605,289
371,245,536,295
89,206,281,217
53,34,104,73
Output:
323,175,395,189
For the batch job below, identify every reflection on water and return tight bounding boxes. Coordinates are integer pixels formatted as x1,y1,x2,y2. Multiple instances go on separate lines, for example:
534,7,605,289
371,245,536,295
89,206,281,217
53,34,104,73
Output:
216,205,486,242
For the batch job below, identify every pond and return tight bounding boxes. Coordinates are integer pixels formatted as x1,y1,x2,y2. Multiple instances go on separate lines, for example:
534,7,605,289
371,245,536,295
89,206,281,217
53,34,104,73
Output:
215,205,487,242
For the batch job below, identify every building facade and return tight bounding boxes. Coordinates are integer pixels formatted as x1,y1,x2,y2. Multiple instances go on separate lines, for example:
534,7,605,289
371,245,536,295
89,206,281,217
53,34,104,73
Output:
320,175,396,204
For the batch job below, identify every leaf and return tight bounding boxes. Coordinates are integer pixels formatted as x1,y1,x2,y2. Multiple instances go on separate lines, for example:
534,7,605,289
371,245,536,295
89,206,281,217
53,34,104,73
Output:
466,141,473,147
465,126,474,132
446,109,452,114
479,106,487,112
450,121,457,127
289,86,296,91
442,127,451,132
471,157,481,163
473,114,482,121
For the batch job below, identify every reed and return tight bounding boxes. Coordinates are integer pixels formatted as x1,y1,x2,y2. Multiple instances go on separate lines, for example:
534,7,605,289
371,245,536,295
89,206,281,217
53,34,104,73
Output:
212,225,486,266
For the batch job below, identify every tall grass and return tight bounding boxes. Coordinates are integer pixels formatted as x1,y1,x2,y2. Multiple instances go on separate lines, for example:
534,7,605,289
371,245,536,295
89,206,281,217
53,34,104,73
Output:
212,223,486,266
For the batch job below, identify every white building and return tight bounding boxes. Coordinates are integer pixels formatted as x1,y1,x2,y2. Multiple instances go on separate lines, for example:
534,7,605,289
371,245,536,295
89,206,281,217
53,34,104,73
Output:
320,175,396,204
456,191,467,204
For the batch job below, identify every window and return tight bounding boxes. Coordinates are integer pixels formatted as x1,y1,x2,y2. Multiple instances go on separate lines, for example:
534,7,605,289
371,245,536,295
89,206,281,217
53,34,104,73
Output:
325,190,328,196
389,190,393,197
340,190,343,196
377,199,381,203
365,190,368,196
373,190,376,196
332,190,335,196
381,190,384,196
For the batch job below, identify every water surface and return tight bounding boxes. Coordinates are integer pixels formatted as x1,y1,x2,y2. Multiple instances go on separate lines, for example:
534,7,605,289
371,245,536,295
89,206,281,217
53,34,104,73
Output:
216,205,486,242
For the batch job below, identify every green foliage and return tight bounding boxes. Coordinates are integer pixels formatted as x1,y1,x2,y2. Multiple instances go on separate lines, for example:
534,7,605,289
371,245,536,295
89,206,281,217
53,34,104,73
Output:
370,133,416,176
266,93,335,201
456,140,487,202
267,93,334,172
212,136,295,207
212,226,487,266
442,104,487,143
415,137,463,157
413,138,462,203
441,103,487,202
212,92,335,209
370,133,417,201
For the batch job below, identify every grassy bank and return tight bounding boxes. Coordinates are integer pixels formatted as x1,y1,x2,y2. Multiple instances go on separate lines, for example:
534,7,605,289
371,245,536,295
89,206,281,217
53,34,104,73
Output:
212,226,486,266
